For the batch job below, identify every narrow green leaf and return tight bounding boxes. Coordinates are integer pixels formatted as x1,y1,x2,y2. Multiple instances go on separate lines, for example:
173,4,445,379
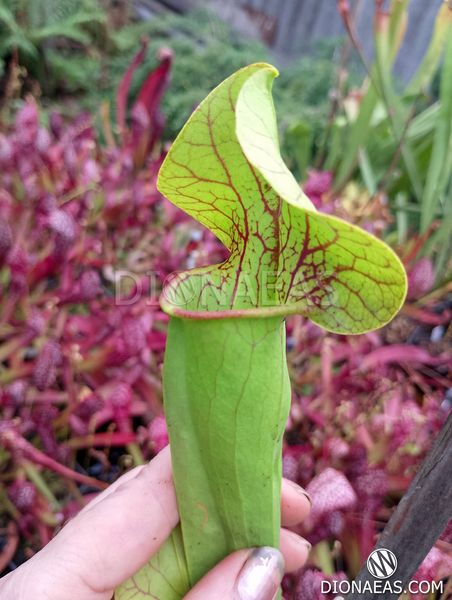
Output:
358,148,377,196
406,103,440,143
422,187,452,282
395,192,409,245
405,1,452,97
0,5,20,32
31,23,92,46
333,0,408,191
388,0,409,61
420,29,452,232
333,84,379,192
284,120,313,179
324,116,347,172
0,32,38,59
374,12,423,200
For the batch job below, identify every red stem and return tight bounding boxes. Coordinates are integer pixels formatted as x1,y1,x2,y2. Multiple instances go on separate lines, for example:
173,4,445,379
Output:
1,427,108,490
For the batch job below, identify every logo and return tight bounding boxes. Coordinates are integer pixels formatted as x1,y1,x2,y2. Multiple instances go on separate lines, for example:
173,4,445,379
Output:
367,548,398,579
323,548,442,598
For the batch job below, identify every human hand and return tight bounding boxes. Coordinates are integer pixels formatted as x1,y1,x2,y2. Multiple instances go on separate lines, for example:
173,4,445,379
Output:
0,446,312,600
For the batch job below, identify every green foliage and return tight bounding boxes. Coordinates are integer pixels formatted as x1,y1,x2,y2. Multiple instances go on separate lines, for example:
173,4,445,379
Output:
284,120,313,179
44,49,101,93
0,3,341,150
356,2,452,274
81,8,338,144
275,44,341,177
0,0,109,94
284,0,452,279
100,8,269,139
275,39,340,129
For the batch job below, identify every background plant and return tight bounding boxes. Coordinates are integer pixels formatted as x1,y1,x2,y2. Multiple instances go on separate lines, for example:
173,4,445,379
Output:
283,1,452,287
0,2,451,598
0,3,343,150
0,0,114,95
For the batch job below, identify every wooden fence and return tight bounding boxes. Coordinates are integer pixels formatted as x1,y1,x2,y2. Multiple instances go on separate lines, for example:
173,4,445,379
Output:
138,0,444,81
241,0,443,80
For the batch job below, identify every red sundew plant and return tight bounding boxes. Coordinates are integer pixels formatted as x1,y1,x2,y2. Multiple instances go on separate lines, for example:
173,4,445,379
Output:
0,56,450,600
0,45,211,556
281,315,451,598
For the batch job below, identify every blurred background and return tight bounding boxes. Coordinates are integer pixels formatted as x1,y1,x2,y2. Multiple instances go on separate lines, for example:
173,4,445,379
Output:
0,1,451,598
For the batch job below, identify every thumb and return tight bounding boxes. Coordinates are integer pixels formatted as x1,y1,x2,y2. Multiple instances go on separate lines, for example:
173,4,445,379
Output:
184,547,285,600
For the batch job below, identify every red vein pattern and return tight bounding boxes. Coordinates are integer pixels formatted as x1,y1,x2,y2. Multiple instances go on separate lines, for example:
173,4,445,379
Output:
158,63,407,334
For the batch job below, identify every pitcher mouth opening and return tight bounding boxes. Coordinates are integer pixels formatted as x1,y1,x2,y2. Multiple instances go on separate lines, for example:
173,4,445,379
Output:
160,297,303,321
160,266,336,322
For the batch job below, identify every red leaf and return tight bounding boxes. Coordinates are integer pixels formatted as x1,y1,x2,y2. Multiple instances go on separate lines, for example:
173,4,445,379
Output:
135,48,172,115
361,344,449,369
0,424,108,490
116,38,149,139
131,47,173,153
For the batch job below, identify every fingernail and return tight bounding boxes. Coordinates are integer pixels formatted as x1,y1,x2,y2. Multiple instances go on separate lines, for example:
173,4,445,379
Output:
235,547,285,600
286,479,312,505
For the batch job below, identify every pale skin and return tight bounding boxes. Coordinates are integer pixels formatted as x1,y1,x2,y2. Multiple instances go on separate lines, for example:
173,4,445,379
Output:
0,446,312,600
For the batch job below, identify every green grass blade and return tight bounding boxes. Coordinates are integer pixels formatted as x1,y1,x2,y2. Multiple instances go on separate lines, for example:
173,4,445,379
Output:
420,31,452,232
405,2,452,97
333,85,379,192
284,120,313,180
374,11,423,201
333,1,408,193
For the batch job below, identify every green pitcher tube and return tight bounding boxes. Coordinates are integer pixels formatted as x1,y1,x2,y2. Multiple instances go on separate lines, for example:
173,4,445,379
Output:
164,316,291,586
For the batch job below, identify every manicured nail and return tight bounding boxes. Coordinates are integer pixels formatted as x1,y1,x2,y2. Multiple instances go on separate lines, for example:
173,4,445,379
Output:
235,547,285,600
286,479,312,505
